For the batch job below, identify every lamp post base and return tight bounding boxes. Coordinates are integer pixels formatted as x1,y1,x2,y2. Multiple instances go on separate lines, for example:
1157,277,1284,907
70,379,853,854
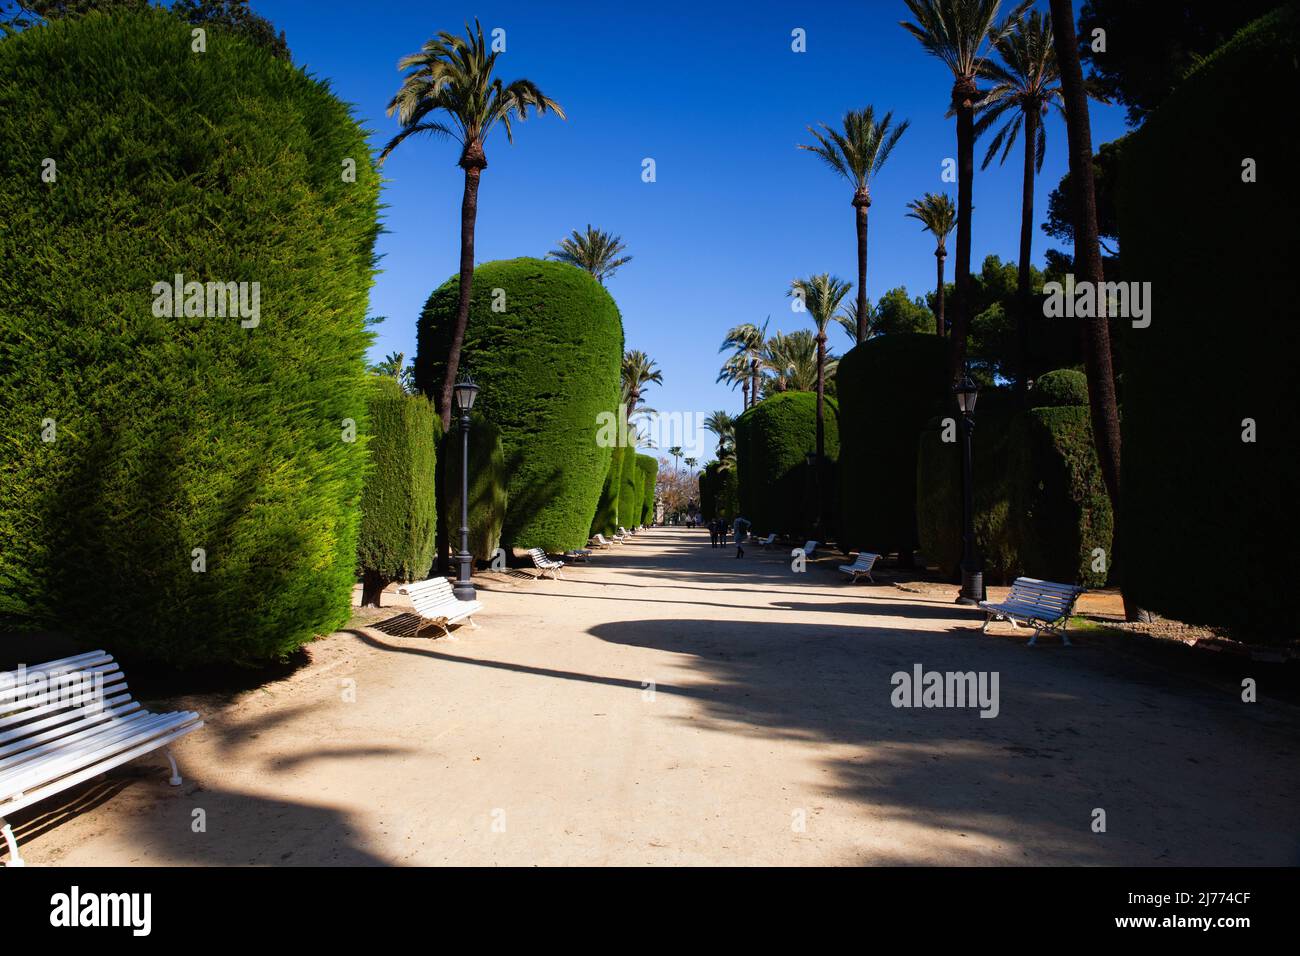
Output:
956,568,983,606
453,552,476,602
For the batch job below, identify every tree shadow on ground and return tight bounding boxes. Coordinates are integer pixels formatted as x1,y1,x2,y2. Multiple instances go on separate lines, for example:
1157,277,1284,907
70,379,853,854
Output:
583,613,1300,865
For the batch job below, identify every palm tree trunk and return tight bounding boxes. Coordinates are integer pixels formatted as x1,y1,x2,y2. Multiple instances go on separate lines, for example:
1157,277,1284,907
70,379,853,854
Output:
815,334,826,532
854,194,870,344
439,157,484,430
950,79,977,378
1051,0,1142,621
1015,107,1038,406
934,249,946,337
749,357,758,409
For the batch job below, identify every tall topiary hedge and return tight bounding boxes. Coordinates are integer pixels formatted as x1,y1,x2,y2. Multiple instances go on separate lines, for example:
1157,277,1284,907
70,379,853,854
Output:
590,445,625,537
416,258,622,551
1118,4,1298,642
837,334,950,557
357,379,437,605
617,443,642,529
916,391,1112,587
733,393,838,536
0,11,381,666
438,412,508,565
637,455,658,526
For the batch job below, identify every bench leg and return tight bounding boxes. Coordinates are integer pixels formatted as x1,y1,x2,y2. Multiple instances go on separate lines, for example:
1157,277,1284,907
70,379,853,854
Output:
1,817,23,867
981,613,993,634
466,616,479,630
164,747,184,786
1027,626,1042,647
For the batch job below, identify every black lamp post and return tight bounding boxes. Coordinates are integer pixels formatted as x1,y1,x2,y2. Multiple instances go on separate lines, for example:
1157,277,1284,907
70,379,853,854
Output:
954,371,983,606
805,450,819,536
452,375,479,602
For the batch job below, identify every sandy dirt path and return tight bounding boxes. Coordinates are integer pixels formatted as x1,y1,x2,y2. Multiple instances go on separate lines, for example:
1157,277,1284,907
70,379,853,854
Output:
8,528,1299,866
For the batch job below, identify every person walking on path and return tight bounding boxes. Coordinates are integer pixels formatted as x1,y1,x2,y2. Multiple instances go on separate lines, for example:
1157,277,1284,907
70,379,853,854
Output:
708,520,718,548
733,516,752,558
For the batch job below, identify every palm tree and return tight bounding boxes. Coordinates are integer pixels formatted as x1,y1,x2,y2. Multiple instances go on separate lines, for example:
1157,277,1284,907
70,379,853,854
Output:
622,349,662,412
901,0,1030,376
380,20,564,428
684,457,698,472
798,108,909,344
789,276,852,483
668,446,684,473
1048,0,1129,620
717,319,769,410
904,193,957,337
703,411,736,470
978,9,1063,401
547,225,632,284
760,330,827,395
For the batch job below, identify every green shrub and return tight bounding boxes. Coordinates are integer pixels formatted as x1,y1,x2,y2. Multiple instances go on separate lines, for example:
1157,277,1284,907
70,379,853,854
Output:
1014,406,1113,587
438,412,508,564
0,11,381,666
636,455,658,525
1031,368,1089,408
916,392,1022,580
590,446,625,537
734,392,838,536
357,379,437,604
416,258,623,551
699,466,716,520
837,334,950,556
916,394,1112,587
617,443,642,529
1118,4,1299,640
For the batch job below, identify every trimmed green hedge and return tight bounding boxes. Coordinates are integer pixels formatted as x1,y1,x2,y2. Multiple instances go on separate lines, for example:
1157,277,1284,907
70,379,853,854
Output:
734,392,838,536
438,412,508,564
636,455,658,525
700,461,738,522
1031,368,1089,408
0,11,380,666
1118,4,1298,641
837,334,950,556
590,445,625,537
357,379,437,602
416,258,623,551
917,393,1112,587
618,443,642,529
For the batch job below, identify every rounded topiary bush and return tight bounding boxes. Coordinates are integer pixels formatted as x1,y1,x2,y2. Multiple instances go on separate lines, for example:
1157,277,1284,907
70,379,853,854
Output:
1031,369,1089,408
1119,3,1299,640
636,455,658,526
439,412,508,565
416,258,622,551
0,11,381,666
358,379,437,605
734,392,838,536
836,334,949,557
590,446,625,537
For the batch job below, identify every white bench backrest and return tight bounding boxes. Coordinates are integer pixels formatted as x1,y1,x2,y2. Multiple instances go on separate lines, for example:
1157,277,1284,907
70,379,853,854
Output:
851,553,878,568
801,541,818,554
401,578,459,616
1005,577,1084,615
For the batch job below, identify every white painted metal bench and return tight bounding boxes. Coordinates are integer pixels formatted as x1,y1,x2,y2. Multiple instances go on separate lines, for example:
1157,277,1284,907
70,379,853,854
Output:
838,552,881,583
397,577,481,637
1,650,203,867
588,536,611,549
527,548,565,580
979,577,1086,646
798,540,819,558
755,533,776,549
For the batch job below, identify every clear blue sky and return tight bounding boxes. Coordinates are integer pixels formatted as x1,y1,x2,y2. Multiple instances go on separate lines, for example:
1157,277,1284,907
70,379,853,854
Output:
259,0,1128,460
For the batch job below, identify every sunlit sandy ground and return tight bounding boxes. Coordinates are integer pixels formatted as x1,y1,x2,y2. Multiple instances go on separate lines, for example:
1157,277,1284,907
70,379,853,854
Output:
8,528,1298,866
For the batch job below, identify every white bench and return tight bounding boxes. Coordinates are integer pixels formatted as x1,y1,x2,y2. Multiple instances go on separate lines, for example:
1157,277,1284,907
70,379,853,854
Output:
754,533,776,549
798,540,819,557
397,577,482,637
588,536,611,549
979,577,1086,646
1,650,203,867
527,548,565,580
838,552,881,583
